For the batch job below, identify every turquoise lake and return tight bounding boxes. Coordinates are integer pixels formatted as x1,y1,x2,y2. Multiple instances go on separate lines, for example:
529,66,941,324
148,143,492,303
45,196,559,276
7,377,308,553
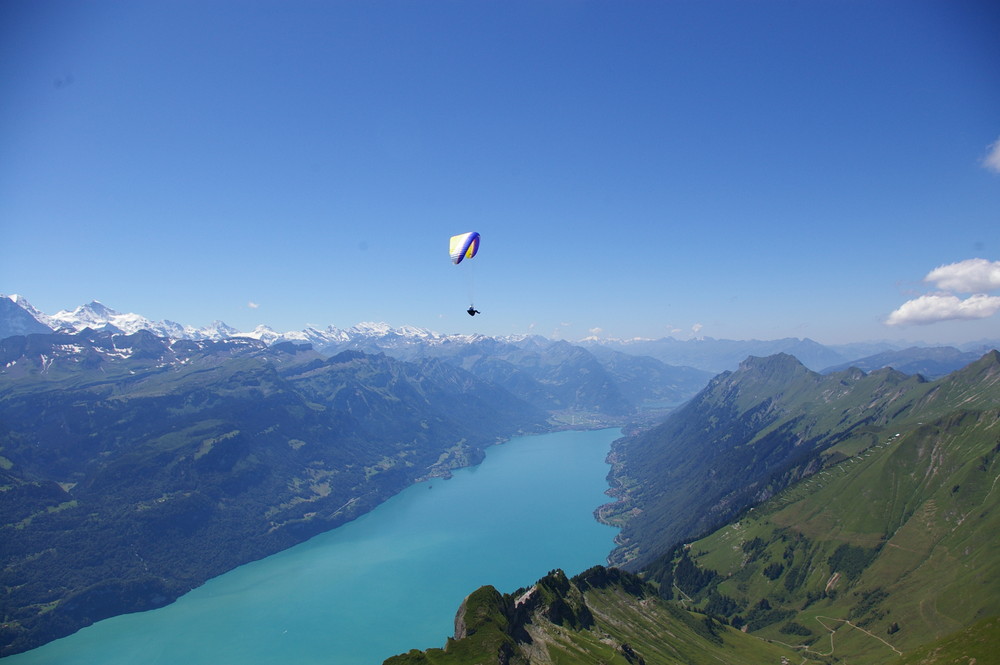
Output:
7,428,621,665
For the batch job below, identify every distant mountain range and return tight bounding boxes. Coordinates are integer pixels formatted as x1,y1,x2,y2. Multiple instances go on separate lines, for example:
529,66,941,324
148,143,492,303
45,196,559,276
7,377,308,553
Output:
3,294,998,378
819,345,987,378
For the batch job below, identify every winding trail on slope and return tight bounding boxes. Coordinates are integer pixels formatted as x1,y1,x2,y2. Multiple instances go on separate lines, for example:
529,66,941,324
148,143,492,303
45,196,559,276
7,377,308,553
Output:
767,615,903,662
812,616,903,657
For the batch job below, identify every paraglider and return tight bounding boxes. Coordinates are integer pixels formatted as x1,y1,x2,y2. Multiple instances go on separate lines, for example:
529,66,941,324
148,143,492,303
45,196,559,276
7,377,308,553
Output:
449,232,480,264
450,232,481,315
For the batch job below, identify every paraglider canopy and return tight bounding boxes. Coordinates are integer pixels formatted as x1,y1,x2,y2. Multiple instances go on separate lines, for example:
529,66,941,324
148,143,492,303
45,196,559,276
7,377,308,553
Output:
449,232,480,264
451,232,481,315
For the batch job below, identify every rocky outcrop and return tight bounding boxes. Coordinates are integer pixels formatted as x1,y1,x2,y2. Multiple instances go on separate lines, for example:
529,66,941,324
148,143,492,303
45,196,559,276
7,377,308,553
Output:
385,567,652,665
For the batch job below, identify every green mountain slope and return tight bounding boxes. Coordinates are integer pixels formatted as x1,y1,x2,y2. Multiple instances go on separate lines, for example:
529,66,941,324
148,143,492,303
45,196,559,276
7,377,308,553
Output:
638,351,1000,662
390,351,1000,664
384,568,802,665
896,615,1000,665
600,351,1000,570
0,331,549,656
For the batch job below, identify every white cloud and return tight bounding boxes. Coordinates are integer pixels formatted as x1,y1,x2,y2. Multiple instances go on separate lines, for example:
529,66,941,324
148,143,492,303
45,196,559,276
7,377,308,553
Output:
983,136,1000,174
550,322,572,339
886,293,1000,326
248,301,260,309
925,258,1000,293
588,327,603,336
691,323,703,335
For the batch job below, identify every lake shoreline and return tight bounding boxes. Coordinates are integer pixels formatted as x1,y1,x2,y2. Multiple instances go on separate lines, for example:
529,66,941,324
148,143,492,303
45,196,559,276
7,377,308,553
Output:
5,428,623,665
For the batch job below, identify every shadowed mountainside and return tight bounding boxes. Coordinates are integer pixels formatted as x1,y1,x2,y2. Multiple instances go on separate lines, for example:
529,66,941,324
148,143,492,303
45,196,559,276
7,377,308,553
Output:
0,330,548,656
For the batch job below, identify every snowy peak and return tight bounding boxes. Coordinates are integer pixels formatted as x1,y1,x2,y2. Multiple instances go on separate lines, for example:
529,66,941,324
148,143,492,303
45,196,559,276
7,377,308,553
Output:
2,296,592,356
0,295,461,352
0,295,53,338
2,295,51,325
235,324,284,344
78,300,116,318
351,321,394,336
348,322,440,340
202,320,241,338
46,300,155,335
6,294,42,315
2,296,238,341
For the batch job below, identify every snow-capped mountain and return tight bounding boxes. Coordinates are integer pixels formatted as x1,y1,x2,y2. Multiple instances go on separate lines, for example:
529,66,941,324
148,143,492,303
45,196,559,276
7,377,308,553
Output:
8,295,997,374
1,295,242,341
45,300,157,334
234,320,491,357
0,295,471,352
1,295,710,421
0,295,53,338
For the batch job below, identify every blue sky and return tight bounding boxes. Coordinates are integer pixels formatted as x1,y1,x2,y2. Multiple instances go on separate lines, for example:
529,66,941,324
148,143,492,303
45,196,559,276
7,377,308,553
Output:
2,0,999,345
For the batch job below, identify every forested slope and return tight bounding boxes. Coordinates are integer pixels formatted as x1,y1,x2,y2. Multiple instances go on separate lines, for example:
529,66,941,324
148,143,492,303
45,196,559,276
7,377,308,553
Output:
0,331,548,656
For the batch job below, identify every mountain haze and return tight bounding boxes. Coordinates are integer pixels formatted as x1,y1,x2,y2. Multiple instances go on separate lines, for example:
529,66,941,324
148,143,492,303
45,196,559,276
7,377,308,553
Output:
583,336,849,373
820,345,987,379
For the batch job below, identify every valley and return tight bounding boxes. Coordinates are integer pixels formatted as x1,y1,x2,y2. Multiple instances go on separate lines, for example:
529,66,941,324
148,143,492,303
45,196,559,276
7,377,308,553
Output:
388,351,1000,664
1,296,998,663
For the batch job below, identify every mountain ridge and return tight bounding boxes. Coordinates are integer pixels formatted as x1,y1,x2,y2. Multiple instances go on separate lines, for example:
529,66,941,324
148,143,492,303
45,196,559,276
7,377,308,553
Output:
6,294,997,374
636,350,1000,661
384,567,803,665
602,352,1000,572
0,296,714,418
